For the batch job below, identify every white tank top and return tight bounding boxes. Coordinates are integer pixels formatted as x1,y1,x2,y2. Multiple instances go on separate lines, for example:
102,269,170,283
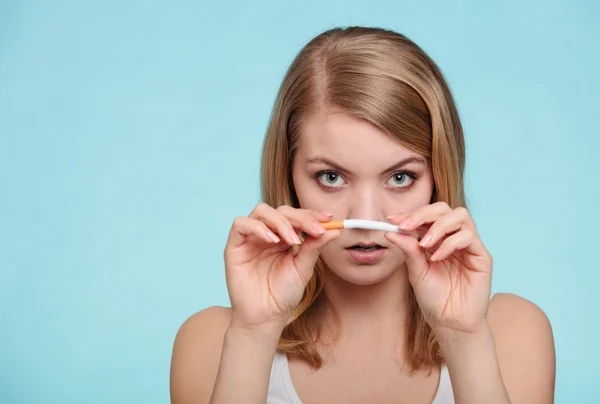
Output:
266,352,454,403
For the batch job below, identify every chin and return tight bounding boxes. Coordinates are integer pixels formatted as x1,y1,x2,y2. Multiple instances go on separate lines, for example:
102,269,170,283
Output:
320,249,405,286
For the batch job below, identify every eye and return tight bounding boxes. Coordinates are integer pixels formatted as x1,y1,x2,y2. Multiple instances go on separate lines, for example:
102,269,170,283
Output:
317,171,346,187
387,172,415,188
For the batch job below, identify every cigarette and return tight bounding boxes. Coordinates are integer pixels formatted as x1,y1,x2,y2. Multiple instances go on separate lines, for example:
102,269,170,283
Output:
320,219,407,233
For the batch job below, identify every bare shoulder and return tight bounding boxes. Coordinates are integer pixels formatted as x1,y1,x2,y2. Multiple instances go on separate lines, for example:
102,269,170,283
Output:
170,306,232,404
488,293,556,402
488,292,553,331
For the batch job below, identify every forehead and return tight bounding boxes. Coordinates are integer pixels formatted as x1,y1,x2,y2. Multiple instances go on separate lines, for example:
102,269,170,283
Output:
297,113,418,165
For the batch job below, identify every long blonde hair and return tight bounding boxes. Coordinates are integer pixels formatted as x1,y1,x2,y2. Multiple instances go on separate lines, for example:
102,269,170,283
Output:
260,26,466,371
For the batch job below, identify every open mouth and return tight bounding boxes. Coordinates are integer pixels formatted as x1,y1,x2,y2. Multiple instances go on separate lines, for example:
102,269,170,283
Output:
346,242,387,264
347,244,385,251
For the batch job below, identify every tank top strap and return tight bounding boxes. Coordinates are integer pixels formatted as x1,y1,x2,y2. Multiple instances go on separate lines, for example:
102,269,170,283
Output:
267,352,303,404
431,365,454,403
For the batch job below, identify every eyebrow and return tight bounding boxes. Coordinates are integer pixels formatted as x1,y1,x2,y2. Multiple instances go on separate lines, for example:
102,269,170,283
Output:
306,155,427,175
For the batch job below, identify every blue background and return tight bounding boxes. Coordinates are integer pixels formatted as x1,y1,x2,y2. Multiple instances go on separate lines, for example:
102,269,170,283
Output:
1,1,598,403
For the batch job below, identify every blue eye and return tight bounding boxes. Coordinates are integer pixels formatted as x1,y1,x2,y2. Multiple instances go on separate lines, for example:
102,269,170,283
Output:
387,172,414,188
318,172,346,187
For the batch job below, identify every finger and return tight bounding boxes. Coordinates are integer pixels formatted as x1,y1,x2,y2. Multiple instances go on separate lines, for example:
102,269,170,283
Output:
278,205,334,222
249,204,303,245
294,229,341,284
418,207,473,249
387,212,410,223
421,236,444,257
276,205,332,237
387,212,431,240
384,231,429,288
227,216,281,248
430,229,473,261
388,202,453,232
251,204,330,244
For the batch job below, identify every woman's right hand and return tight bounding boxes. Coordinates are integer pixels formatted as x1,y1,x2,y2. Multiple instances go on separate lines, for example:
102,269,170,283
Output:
223,204,340,332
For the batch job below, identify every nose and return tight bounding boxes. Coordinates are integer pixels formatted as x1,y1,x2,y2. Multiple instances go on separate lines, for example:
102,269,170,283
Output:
347,186,386,222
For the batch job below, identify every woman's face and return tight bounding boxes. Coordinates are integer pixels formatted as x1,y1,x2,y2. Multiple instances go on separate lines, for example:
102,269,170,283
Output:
292,112,434,285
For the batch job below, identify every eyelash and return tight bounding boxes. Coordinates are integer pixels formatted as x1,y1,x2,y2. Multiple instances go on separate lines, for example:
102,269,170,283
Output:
314,170,419,192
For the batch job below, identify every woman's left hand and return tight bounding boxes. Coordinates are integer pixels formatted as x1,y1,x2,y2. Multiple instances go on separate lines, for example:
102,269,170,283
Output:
385,202,493,335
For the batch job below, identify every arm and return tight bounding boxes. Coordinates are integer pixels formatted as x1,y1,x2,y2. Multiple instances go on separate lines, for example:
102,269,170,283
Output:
170,206,338,403
169,306,284,404
386,206,555,403
170,306,231,404
209,322,282,403
437,293,555,404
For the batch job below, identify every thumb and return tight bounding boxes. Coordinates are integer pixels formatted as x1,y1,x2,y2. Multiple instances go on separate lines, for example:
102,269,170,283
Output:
293,230,341,283
385,232,430,287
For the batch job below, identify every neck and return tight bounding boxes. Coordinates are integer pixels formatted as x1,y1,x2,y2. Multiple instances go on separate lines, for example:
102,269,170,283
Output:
320,264,411,346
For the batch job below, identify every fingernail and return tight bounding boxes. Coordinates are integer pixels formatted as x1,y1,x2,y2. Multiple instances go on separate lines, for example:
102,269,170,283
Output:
419,234,432,247
430,250,440,261
320,211,333,217
399,217,413,230
267,231,280,243
311,222,325,235
289,229,301,245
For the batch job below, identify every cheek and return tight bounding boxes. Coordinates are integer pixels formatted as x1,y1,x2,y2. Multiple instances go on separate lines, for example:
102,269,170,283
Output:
383,176,435,214
292,169,313,208
292,168,330,210
419,172,435,204
294,178,333,212
294,178,349,220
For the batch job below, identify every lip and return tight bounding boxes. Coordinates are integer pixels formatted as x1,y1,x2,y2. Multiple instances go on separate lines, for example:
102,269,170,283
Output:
346,246,387,264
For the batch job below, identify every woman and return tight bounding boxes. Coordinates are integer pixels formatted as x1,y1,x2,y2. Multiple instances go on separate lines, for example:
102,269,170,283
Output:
170,26,555,403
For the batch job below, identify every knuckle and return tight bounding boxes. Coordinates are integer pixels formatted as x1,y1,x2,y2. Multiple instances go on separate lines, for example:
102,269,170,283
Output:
278,205,305,223
249,205,259,216
303,210,319,221
277,207,295,222
253,202,274,217
232,216,245,226
455,206,469,218
302,214,317,225
256,202,269,212
435,201,450,210
427,220,441,232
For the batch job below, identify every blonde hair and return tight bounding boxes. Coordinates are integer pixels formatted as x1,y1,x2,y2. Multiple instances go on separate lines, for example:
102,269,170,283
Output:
260,26,466,371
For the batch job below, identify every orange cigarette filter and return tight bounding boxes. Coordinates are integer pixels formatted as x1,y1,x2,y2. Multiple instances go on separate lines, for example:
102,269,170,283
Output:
321,220,345,230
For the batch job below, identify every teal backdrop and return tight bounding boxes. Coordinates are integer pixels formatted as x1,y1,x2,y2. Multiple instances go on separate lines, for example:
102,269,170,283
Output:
1,1,598,403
